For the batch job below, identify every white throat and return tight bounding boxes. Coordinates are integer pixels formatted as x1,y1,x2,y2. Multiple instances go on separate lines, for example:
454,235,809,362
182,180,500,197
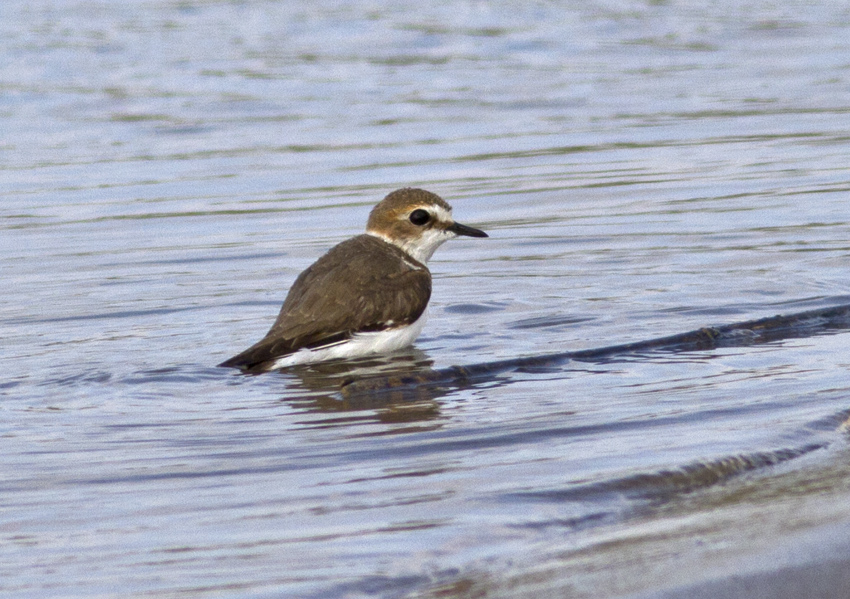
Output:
367,229,454,263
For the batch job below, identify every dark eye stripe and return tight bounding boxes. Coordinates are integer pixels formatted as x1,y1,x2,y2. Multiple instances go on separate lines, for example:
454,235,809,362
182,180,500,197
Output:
409,209,430,226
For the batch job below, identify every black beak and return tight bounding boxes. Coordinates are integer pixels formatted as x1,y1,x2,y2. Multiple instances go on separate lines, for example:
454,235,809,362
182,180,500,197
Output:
448,221,488,238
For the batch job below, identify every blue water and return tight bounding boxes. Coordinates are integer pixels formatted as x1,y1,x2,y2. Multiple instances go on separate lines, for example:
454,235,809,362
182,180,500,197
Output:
3,2,850,597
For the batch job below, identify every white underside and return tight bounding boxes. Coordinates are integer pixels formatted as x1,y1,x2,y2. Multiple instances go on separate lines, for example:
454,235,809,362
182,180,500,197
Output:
267,311,428,369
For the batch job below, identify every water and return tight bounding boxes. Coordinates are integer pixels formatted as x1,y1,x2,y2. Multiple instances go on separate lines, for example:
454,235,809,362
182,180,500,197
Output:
3,1,850,597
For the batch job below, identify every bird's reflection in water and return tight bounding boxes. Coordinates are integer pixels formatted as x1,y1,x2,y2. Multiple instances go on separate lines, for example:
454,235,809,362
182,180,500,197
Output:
278,349,449,427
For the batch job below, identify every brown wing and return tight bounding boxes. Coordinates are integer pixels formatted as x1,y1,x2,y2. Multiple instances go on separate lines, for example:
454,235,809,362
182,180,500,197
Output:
219,235,431,371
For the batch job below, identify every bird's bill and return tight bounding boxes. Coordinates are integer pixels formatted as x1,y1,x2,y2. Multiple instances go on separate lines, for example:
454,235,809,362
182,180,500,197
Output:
447,221,488,238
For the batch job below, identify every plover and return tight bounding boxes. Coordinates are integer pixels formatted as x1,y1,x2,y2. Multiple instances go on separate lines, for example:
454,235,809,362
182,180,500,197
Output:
219,188,487,372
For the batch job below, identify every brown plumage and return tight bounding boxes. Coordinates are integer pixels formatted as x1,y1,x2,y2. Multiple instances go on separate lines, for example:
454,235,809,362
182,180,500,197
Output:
219,188,487,372
219,235,431,372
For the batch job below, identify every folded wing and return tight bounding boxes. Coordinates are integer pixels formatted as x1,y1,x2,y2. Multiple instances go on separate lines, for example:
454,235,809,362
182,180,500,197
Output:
219,235,431,372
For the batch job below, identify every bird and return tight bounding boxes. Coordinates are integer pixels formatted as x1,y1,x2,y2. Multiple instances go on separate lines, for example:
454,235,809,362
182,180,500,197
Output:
219,188,488,372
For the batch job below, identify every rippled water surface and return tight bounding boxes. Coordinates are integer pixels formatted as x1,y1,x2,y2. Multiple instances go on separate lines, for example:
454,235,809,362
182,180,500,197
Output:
4,2,850,598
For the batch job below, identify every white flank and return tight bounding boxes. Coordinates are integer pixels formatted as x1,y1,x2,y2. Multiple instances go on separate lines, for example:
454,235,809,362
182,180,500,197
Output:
267,312,428,369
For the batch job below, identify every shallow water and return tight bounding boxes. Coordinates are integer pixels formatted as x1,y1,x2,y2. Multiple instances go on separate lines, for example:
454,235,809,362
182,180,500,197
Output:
3,1,850,597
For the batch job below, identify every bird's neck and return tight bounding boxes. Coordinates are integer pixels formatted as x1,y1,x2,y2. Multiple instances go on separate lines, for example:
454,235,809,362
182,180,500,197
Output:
366,229,446,265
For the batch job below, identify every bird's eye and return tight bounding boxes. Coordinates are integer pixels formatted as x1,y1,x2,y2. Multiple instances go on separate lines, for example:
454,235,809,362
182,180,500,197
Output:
409,209,430,226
